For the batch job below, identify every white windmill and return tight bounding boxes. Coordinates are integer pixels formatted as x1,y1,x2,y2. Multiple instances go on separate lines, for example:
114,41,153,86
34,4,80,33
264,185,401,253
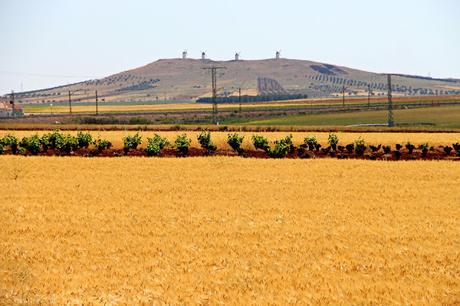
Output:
275,50,281,60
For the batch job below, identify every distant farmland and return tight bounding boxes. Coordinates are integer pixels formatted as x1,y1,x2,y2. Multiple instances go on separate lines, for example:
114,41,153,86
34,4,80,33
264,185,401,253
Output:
234,105,460,129
21,94,460,115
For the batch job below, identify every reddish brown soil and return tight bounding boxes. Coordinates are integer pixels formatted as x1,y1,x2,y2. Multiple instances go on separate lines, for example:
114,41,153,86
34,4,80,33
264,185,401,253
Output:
3,147,459,161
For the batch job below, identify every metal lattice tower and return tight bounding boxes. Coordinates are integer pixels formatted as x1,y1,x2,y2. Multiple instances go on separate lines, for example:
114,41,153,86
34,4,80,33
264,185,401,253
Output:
387,74,394,127
367,84,371,109
202,66,226,124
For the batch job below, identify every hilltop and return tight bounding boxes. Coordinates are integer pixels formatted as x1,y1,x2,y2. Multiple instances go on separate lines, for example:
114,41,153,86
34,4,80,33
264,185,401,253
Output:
10,58,460,103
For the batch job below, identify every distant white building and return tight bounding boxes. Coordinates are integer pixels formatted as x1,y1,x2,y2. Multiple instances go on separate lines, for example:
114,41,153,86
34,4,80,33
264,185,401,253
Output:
0,101,24,117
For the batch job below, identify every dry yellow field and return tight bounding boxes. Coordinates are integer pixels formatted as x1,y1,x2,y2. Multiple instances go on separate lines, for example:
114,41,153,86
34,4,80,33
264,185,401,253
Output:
1,156,459,304
1,130,459,150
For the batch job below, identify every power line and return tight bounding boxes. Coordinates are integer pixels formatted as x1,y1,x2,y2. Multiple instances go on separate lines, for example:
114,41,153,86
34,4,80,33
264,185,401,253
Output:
202,66,226,124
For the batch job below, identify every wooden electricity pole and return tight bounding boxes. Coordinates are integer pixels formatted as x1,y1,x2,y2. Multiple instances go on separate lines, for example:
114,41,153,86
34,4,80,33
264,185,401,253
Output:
68,90,72,114
10,90,15,117
95,90,99,115
367,84,371,109
238,87,242,113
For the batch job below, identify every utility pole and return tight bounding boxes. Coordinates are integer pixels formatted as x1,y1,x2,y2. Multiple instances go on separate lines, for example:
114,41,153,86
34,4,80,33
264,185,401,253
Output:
387,74,394,127
68,90,72,114
367,84,371,109
342,86,346,107
238,87,242,113
202,66,226,124
95,90,99,115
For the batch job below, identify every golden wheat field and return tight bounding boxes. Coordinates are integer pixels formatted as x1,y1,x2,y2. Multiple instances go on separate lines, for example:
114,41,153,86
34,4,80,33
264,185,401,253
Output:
1,156,459,304
1,130,459,150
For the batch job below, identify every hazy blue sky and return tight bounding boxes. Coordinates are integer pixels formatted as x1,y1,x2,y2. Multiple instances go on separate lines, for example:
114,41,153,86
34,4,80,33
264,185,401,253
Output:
1,0,459,94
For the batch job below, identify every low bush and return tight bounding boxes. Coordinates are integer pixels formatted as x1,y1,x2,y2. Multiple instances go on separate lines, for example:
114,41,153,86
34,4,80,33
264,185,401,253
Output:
328,133,339,151
94,138,112,153
227,133,244,155
321,146,332,154
345,143,354,154
304,136,318,151
282,134,295,153
268,135,294,158
145,134,169,156
405,142,415,154
419,143,429,158
314,143,321,151
175,133,191,156
18,147,27,155
197,131,217,154
123,133,142,154
354,138,366,156
252,135,270,152
55,134,78,155
1,134,19,154
369,144,381,153
453,143,460,157
76,132,93,149
0,142,4,155
19,134,41,155
382,145,391,154
38,130,65,151
40,134,51,152
443,146,453,156
47,130,64,149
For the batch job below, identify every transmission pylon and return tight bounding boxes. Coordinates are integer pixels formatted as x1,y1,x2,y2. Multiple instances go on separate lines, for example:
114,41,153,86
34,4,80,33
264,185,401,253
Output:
202,66,226,124
367,84,371,109
387,74,394,127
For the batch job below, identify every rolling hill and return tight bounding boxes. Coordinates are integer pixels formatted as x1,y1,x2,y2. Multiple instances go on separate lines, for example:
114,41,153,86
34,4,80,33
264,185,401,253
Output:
8,57,460,104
